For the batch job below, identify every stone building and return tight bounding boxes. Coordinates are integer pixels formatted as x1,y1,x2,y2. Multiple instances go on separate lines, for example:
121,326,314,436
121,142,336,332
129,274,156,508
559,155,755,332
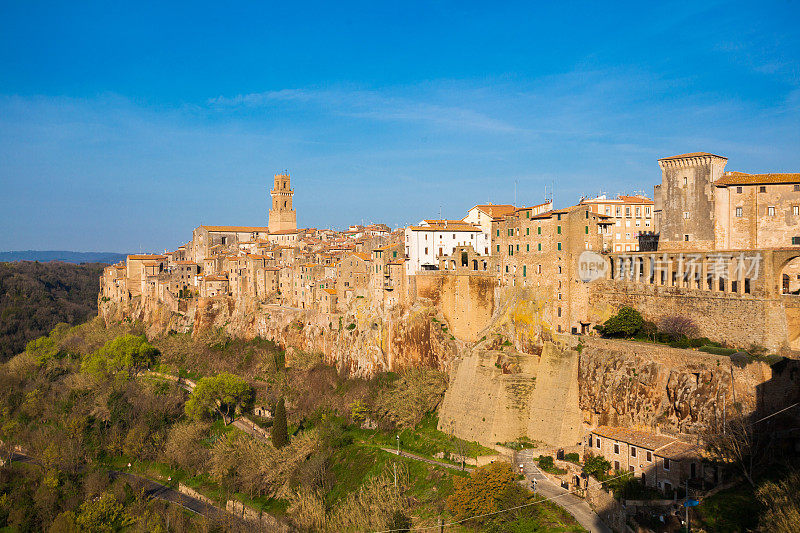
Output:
653,152,800,251
268,172,297,233
580,194,654,252
586,426,701,494
191,226,270,262
491,204,613,333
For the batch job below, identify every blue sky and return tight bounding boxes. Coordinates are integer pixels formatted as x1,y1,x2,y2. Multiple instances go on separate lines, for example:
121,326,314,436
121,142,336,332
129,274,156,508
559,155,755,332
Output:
1,1,798,252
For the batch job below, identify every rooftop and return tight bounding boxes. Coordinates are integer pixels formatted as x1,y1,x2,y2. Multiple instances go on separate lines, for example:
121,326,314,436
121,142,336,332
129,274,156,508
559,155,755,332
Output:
200,225,270,232
592,426,700,460
715,171,800,187
658,152,727,161
470,204,516,218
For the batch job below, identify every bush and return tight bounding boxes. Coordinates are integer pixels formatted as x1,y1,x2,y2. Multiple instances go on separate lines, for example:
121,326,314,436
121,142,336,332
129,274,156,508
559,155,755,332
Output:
374,368,448,428
564,452,580,464
658,315,698,341
598,307,643,338
446,462,520,523
583,454,611,480
538,455,554,470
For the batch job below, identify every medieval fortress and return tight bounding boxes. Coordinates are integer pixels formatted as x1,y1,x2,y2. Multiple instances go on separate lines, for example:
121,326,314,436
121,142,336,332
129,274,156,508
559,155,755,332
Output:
100,153,800,487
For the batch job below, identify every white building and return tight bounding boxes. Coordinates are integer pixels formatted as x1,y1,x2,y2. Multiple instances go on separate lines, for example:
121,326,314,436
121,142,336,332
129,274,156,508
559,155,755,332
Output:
404,220,488,274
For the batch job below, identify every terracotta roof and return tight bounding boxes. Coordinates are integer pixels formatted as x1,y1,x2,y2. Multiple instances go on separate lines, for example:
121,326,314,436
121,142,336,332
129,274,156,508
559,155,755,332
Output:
323,288,337,295
658,152,727,161
175,261,197,265
592,426,700,460
715,171,800,187
513,201,553,213
471,204,516,217
352,252,371,261
128,254,166,260
618,195,654,204
409,222,479,232
200,225,270,232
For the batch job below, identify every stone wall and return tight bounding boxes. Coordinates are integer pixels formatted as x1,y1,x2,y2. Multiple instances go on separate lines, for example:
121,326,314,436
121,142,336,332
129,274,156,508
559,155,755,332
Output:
437,341,582,448
414,272,495,342
588,279,790,352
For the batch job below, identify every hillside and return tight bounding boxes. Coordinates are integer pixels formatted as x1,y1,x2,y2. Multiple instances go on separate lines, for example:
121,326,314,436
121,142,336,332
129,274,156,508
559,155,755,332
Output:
0,319,585,532
0,260,106,360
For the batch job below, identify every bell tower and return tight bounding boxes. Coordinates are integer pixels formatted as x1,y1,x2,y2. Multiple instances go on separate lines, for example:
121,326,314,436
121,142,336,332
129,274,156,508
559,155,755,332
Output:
268,171,297,233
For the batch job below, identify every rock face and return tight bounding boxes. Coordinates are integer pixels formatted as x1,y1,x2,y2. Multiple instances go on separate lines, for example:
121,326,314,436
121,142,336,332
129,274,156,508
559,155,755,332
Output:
100,294,458,377
101,283,800,446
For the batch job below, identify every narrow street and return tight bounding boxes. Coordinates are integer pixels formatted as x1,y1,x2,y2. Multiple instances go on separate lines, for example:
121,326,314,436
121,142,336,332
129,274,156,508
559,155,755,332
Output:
516,449,611,533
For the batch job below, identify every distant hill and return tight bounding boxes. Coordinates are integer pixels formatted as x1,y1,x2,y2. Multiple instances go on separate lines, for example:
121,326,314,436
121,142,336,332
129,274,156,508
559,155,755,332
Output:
0,250,128,264
0,261,106,360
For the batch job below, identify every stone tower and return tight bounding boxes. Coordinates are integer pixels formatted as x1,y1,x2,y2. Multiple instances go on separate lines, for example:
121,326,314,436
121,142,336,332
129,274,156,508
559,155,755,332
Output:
656,152,727,251
268,172,297,233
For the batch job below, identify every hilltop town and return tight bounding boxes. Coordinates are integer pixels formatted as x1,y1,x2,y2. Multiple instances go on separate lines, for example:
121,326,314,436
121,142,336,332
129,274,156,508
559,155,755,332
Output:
101,152,800,351
98,152,800,528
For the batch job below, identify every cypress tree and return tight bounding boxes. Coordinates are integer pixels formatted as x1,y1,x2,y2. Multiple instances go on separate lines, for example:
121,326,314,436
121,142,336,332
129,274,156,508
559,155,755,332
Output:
272,397,288,448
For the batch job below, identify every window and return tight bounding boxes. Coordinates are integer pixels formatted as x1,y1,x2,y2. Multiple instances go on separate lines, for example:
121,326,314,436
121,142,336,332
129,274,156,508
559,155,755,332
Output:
795,185,800,191
523,265,526,277
557,307,561,317
497,244,500,252
631,446,637,458
629,465,635,473
768,206,775,216
557,214,562,221
614,461,620,470
526,244,530,252
646,451,652,462
613,443,619,454
557,226,561,234
538,243,542,251
537,227,541,235
585,226,589,234
526,228,530,235
683,212,690,219
794,206,799,216
736,207,743,217
793,237,800,245
424,247,428,254
588,436,592,447
663,458,670,471
760,186,767,193
684,234,690,241
737,186,742,193
497,229,500,237
626,207,631,217
557,242,562,251
683,177,688,186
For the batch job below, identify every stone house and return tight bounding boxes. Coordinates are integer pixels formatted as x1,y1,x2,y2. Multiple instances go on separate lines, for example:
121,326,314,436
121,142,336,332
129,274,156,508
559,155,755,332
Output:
492,204,613,334
201,275,229,298
321,288,338,313
586,426,702,494
580,194,654,252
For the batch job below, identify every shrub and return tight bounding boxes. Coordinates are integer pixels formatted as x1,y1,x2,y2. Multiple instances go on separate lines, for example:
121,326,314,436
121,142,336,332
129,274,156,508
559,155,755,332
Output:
346,323,356,330
564,452,580,464
598,307,643,338
658,315,698,341
446,462,520,523
538,455,555,470
583,454,611,480
374,368,448,428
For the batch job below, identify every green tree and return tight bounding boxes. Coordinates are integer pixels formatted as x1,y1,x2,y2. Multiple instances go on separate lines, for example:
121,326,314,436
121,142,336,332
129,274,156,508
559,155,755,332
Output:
583,454,611,480
75,492,132,532
185,372,253,425
272,397,289,448
598,306,644,338
81,334,158,377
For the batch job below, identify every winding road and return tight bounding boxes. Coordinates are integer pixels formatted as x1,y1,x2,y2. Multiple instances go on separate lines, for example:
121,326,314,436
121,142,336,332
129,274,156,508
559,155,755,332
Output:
516,449,611,533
